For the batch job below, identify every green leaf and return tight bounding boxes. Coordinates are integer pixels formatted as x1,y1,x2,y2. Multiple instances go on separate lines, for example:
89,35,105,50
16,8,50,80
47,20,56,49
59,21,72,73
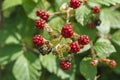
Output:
99,9,120,29
94,38,116,58
22,0,49,20
2,0,22,10
75,5,91,26
40,54,71,79
88,0,120,6
112,30,120,46
0,44,23,65
13,52,41,80
80,57,97,80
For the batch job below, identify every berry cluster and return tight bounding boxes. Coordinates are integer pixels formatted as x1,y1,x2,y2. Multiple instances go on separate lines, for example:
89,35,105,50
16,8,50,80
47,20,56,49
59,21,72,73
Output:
32,0,116,70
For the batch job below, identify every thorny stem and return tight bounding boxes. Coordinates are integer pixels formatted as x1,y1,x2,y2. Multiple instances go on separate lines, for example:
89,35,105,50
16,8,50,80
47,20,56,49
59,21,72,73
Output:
90,41,96,59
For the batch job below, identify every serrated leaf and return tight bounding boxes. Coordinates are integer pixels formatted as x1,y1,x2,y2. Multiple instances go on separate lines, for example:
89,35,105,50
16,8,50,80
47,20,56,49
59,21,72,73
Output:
94,38,116,58
13,52,41,80
80,57,97,80
2,0,22,10
89,0,120,6
40,54,71,79
99,9,120,29
75,5,91,26
0,44,23,65
112,30,120,46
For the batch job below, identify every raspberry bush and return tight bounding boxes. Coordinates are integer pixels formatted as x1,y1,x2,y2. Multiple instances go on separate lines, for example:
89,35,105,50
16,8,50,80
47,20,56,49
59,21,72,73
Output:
0,0,120,80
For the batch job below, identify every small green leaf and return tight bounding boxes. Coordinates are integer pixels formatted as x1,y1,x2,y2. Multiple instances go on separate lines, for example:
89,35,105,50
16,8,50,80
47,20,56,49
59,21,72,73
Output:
75,5,91,26
80,57,97,80
112,30,120,46
94,38,116,58
0,44,23,65
13,52,41,80
2,0,22,10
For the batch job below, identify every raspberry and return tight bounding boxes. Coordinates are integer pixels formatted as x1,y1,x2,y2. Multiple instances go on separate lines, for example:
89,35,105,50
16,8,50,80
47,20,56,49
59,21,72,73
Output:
70,42,80,53
35,19,46,29
59,60,71,70
61,24,74,38
92,6,100,13
109,60,117,68
94,19,101,26
36,10,49,20
33,34,44,46
70,0,81,9
78,35,90,45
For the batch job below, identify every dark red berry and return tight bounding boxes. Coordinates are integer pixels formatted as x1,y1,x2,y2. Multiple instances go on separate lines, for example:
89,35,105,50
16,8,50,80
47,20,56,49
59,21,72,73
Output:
61,24,74,38
33,34,44,46
70,42,80,53
88,23,94,29
109,60,117,68
78,35,90,45
92,6,100,13
94,19,101,26
59,60,71,70
70,0,81,9
35,19,46,29
36,10,49,20
36,10,43,16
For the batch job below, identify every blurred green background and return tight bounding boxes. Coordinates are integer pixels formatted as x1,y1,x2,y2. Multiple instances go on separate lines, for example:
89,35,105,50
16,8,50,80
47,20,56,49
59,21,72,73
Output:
0,0,120,80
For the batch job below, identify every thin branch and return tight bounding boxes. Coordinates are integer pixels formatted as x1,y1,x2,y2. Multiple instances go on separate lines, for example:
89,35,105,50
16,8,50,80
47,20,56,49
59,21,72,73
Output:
94,75,100,80
90,41,96,59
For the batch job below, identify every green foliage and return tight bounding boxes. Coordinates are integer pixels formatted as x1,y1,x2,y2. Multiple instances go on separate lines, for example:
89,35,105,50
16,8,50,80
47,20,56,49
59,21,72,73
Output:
0,0,120,80
80,58,97,80
94,38,116,58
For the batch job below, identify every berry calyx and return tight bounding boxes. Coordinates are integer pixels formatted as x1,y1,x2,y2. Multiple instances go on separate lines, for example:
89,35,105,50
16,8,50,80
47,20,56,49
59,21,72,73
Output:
61,24,74,38
33,34,44,46
59,60,71,70
36,10,49,20
70,0,81,9
35,19,46,29
78,35,90,45
92,6,100,14
109,60,117,68
70,42,80,53
94,19,101,26
90,59,98,67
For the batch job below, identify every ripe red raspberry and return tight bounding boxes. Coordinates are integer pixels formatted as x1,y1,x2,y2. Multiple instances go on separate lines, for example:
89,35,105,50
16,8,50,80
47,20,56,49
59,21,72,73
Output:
59,60,71,70
78,35,90,45
36,10,49,20
33,34,44,46
70,0,81,9
35,19,46,29
109,60,117,68
61,24,74,38
92,6,100,13
70,42,80,53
